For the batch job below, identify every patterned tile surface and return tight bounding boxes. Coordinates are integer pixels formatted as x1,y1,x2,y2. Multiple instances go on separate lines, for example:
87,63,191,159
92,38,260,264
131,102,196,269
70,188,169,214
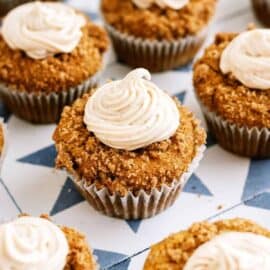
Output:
1,0,270,269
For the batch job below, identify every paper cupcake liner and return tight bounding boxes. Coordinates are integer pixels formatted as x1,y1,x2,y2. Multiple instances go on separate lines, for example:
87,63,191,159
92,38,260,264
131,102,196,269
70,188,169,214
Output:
69,145,205,220
199,101,270,158
0,72,100,124
252,0,270,26
105,23,208,72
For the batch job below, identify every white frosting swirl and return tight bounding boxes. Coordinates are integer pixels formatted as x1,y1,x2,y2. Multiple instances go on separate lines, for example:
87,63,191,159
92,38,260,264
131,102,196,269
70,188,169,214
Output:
0,217,69,270
132,0,189,10
1,1,86,59
220,29,270,90
84,68,180,151
183,232,270,270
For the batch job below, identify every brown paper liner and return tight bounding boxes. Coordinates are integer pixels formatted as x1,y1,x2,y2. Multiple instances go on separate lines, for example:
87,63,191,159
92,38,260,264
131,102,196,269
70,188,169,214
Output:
252,0,270,26
0,72,100,124
199,101,270,158
105,23,208,72
68,145,205,220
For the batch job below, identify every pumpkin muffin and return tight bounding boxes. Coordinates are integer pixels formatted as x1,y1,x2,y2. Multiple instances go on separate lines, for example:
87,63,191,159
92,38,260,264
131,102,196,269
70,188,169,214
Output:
193,30,270,158
252,0,270,26
0,214,97,269
101,0,217,72
0,1,108,123
53,68,206,220
144,218,270,269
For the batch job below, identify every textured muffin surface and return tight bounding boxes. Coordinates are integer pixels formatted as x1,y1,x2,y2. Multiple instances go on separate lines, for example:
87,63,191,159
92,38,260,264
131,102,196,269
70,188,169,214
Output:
0,19,108,93
53,93,205,196
144,218,270,269
101,0,216,40
193,32,270,129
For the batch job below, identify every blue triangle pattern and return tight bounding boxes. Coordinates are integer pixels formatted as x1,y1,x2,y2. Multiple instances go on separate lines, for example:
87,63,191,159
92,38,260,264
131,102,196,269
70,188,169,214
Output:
244,192,270,210
93,249,130,269
126,220,141,233
50,177,85,216
242,159,270,201
184,174,213,196
175,91,186,104
17,144,56,168
86,11,99,21
0,101,11,122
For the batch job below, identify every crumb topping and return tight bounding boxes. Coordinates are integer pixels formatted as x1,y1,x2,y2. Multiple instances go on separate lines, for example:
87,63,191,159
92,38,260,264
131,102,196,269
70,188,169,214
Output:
193,32,270,129
53,93,206,196
0,19,108,94
101,0,217,41
144,218,270,269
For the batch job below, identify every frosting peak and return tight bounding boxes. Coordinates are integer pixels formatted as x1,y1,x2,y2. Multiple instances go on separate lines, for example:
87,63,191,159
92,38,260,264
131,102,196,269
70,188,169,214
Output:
84,68,180,151
183,232,270,270
0,216,69,270
132,0,189,10
1,2,86,59
220,29,270,90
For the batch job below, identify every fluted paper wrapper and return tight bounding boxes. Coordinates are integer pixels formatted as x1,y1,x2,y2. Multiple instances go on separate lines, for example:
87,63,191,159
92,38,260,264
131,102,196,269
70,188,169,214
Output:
200,102,270,158
0,72,100,124
69,145,205,220
105,23,207,72
252,0,270,26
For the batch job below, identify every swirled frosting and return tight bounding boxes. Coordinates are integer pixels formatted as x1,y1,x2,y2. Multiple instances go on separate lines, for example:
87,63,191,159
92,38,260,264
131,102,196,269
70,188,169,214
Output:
1,1,86,59
220,29,270,90
132,0,189,10
183,232,270,270
84,68,180,151
0,216,69,270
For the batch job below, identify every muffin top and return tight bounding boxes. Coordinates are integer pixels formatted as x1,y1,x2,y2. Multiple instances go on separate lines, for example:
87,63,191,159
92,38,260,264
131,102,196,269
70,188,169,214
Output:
53,69,206,196
144,218,270,269
0,2,108,94
0,215,96,270
101,0,217,41
193,30,270,129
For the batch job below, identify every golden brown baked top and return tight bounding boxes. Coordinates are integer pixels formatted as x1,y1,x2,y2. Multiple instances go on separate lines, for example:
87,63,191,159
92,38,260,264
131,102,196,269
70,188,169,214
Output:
53,93,205,196
193,32,270,129
0,20,108,94
63,226,96,270
143,218,270,269
101,0,217,41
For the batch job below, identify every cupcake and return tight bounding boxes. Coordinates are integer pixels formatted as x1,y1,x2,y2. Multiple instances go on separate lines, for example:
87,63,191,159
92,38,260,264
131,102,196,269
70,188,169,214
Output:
144,218,270,269
252,0,270,27
0,215,97,269
101,0,217,72
193,29,270,158
0,1,109,124
53,68,206,220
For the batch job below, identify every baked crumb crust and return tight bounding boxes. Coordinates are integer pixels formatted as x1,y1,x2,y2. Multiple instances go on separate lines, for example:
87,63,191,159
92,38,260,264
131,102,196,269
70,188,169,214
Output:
0,19,108,94
101,0,216,41
53,93,206,196
144,218,270,269
193,32,270,129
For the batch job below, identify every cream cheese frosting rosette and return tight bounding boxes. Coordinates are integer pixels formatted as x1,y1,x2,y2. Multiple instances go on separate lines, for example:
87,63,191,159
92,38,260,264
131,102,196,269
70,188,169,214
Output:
84,68,180,151
132,0,189,9
0,216,69,270
1,1,86,59
220,29,270,90
183,232,270,270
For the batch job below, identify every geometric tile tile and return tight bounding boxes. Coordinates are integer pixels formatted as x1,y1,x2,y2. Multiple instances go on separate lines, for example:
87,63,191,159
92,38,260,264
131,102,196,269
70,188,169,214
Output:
244,191,270,210
183,174,213,197
242,159,270,200
50,177,85,216
126,220,142,234
175,91,187,103
17,144,56,168
93,249,130,269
